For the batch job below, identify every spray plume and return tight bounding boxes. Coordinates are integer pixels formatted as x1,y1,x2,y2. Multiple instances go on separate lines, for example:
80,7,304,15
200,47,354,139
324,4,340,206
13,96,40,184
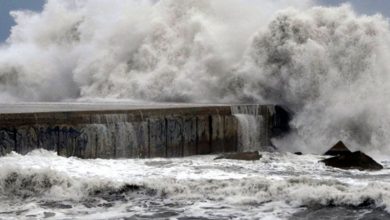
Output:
2,0,390,154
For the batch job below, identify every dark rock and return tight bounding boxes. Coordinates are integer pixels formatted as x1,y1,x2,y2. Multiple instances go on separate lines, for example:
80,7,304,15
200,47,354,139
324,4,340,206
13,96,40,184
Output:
271,105,292,137
324,141,352,156
214,151,261,161
294,152,303,155
320,151,383,171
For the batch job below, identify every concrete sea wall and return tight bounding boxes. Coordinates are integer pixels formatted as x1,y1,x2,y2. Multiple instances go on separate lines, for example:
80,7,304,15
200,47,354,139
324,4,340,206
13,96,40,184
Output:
0,105,289,158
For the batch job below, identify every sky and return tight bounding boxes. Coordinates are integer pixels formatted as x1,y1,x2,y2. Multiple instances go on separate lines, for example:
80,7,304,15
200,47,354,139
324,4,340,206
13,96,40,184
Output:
317,0,390,16
0,0,389,42
0,0,45,42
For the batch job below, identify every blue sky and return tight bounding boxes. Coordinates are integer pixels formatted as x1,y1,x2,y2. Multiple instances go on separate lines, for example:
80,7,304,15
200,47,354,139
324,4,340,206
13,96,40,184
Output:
0,0,389,42
317,0,390,16
0,0,45,42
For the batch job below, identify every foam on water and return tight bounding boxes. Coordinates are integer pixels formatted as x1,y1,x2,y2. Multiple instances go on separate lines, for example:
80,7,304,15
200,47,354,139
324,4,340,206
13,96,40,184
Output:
1,0,390,155
1,150,390,219
1,1,390,218
1,1,390,219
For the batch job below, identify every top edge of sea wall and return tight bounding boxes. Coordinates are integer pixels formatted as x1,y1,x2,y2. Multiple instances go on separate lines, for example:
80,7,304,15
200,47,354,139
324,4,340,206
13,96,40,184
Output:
0,104,275,126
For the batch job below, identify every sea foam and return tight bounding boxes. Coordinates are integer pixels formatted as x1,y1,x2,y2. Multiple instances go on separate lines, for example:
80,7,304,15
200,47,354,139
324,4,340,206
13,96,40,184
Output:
1,0,390,154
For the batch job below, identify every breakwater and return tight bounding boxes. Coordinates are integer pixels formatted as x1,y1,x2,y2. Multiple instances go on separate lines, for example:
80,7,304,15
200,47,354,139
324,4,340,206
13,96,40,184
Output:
0,105,289,158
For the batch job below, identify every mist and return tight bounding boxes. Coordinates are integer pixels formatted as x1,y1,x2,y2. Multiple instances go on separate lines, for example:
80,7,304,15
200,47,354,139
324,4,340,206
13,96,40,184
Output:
2,0,390,154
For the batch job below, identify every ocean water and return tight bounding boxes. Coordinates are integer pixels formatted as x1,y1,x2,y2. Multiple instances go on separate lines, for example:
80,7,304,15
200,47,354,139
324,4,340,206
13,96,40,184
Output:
1,150,389,220
2,0,390,155
2,1,390,219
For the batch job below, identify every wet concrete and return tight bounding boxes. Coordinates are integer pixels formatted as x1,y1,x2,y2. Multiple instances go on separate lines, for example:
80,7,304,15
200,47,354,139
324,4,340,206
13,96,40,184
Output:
0,104,287,158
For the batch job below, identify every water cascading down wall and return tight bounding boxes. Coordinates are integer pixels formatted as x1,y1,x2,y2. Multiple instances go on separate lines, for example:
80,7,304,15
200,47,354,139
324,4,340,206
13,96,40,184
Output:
0,105,289,158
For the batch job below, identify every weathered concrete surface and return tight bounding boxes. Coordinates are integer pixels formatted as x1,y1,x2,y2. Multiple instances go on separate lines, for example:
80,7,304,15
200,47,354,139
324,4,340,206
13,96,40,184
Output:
0,105,289,158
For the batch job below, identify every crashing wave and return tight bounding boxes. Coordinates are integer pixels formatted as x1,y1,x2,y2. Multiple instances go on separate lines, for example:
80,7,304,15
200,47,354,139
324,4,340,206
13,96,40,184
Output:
1,1,390,153
0,151,389,212
1,167,390,212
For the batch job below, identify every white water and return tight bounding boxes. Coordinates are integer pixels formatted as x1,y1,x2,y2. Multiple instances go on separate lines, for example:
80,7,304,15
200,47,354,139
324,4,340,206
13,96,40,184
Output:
2,2,390,219
231,105,264,152
1,150,390,219
0,0,312,103
1,1,390,154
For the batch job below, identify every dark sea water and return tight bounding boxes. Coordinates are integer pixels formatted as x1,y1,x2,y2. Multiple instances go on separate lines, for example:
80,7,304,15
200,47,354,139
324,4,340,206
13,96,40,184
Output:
0,150,389,220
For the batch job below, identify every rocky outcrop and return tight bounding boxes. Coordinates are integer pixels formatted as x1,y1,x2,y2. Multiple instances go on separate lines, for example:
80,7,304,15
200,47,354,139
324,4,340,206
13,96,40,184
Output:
214,151,262,161
321,151,383,171
324,141,352,156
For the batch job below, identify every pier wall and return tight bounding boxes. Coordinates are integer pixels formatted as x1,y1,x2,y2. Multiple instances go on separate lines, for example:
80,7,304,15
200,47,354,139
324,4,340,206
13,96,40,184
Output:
0,105,288,158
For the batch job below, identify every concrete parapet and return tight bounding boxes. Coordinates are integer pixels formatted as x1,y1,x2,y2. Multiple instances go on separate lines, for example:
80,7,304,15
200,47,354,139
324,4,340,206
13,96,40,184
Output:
0,105,288,158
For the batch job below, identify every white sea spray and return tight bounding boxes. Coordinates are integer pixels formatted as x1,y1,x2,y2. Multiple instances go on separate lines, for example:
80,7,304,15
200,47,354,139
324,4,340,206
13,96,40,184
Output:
0,150,390,219
1,1,390,154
